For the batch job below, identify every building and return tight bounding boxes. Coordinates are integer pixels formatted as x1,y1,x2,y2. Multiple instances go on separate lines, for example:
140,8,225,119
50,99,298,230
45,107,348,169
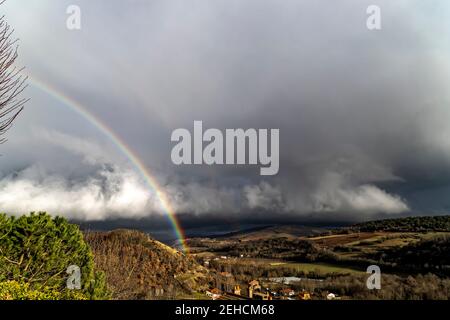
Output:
252,291,272,300
248,280,262,299
233,285,241,296
206,288,222,300
299,292,311,300
280,288,295,297
327,293,337,300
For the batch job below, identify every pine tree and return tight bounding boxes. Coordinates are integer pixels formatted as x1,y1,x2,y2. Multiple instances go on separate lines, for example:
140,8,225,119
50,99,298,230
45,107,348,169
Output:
0,212,109,299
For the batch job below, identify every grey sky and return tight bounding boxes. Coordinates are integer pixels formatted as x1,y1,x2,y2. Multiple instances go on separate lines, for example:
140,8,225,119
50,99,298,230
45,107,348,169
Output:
0,0,450,224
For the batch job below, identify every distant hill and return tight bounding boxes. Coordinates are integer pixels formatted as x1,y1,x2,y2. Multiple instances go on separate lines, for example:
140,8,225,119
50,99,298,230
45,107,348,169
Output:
351,215,450,232
369,236,450,274
212,225,327,241
84,229,211,299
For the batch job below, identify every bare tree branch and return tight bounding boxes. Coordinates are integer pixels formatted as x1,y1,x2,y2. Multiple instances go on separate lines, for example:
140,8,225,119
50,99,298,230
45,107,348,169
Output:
0,8,28,144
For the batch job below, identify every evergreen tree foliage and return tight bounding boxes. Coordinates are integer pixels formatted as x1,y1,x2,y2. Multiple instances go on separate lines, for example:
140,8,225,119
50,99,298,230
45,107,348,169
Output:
0,212,109,299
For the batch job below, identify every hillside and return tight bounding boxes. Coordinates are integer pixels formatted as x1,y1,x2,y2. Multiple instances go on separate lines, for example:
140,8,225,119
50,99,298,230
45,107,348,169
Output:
213,225,327,241
84,230,212,299
367,235,450,275
351,215,450,232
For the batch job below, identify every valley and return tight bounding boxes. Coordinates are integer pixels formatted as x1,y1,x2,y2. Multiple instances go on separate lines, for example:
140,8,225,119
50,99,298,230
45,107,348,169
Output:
182,216,450,300
2,213,449,300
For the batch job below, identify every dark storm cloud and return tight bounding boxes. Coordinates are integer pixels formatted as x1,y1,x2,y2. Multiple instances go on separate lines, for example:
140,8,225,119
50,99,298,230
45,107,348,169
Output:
0,0,449,222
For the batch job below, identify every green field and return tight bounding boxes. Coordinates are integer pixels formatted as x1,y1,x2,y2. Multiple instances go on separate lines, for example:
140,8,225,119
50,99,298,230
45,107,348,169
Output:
270,262,363,275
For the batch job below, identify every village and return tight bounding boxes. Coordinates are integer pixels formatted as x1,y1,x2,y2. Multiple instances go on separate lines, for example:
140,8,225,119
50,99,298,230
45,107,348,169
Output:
205,278,339,301
202,257,339,301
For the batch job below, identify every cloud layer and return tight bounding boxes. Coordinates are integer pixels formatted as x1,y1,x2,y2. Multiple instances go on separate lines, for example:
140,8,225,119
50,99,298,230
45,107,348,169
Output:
0,130,408,221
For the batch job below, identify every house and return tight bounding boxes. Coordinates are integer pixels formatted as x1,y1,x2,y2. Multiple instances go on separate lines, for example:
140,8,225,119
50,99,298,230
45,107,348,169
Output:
280,288,295,296
206,288,222,300
299,292,311,300
248,280,262,299
252,291,272,300
327,293,337,300
233,285,241,296
211,288,221,295
248,280,260,289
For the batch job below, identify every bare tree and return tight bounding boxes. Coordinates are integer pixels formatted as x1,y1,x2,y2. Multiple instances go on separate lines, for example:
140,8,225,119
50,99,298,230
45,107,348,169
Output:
0,2,27,144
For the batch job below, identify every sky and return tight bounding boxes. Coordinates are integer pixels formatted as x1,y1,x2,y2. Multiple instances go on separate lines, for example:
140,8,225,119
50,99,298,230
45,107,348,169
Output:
0,0,450,232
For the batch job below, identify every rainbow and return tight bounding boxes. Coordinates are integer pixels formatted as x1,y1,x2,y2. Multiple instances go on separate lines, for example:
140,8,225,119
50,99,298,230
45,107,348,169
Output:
27,76,189,254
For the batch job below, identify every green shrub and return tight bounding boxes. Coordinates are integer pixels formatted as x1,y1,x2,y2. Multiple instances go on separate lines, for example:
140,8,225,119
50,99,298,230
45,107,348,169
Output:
0,212,109,299
0,280,87,300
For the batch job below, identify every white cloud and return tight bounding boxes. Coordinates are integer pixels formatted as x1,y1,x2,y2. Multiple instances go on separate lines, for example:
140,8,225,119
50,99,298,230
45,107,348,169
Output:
309,172,409,215
0,164,159,220
0,131,409,220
